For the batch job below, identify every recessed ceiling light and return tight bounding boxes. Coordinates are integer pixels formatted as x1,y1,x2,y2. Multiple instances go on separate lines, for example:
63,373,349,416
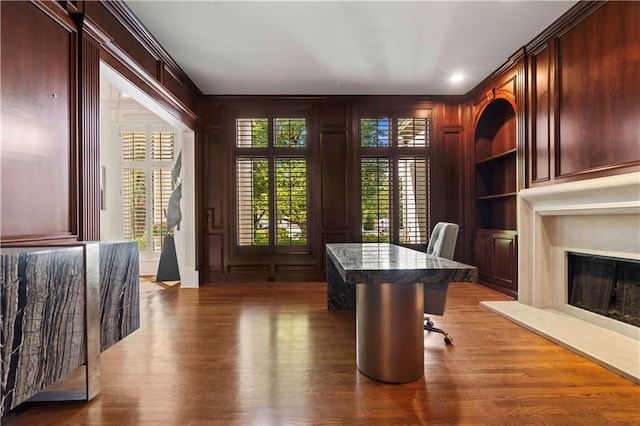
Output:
450,73,464,84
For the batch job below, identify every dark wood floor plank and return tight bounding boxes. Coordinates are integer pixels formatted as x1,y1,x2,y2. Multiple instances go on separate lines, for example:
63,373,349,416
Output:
3,281,639,425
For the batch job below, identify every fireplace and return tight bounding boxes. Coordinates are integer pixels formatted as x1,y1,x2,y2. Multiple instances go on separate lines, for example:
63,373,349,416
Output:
480,172,640,383
568,253,640,327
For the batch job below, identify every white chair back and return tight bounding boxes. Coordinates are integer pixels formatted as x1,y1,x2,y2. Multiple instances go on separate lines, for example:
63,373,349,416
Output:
426,222,459,260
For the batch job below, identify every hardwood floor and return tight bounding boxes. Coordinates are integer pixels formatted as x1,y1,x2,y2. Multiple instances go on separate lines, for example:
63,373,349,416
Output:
3,281,639,425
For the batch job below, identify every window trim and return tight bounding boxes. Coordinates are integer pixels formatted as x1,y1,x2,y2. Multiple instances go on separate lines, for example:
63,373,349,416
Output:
356,110,432,248
232,113,311,255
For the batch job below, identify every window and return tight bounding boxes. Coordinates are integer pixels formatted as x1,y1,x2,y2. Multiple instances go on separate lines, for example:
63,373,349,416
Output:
360,115,430,245
235,117,307,249
121,128,175,257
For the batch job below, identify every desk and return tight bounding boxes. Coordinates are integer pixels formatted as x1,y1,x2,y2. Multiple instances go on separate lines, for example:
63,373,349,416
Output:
326,243,477,383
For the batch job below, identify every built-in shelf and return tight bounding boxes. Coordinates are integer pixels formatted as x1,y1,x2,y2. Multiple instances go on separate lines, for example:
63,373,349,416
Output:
475,148,517,165
476,192,517,200
477,227,518,234
474,98,518,296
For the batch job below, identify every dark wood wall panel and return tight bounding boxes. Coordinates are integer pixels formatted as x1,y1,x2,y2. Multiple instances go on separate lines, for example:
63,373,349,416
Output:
442,104,462,126
0,1,76,240
228,265,270,274
441,129,464,226
1,1,202,248
162,64,197,109
83,1,159,79
320,132,348,229
275,264,316,273
437,127,465,260
530,45,551,183
204,131,225,231
556,1,640,177
78,34,101,240
199,96,466,282
319,103,347,128
201,129,225,281
207,234,224,273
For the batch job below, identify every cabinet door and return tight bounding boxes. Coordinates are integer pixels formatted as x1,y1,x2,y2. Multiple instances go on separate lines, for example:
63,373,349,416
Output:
473,234,492,281
490,234,517,291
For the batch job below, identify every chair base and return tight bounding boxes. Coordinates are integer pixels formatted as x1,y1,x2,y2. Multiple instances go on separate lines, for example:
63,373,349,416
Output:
424,317,453,344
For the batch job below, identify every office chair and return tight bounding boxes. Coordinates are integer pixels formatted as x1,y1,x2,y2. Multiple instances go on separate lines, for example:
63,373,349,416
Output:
424,222,459,344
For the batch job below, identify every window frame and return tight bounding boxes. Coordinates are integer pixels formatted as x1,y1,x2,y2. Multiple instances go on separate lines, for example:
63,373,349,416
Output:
120,125,176,260
356,109,432,249
232,112,311,255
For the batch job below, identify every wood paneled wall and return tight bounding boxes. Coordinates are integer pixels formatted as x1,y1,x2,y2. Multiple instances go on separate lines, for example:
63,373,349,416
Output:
199,97,467,282
2,1,638,286
82,0,200,129
0,0,200,245
1,1,78,243
318,102,351,271
526,1,640,186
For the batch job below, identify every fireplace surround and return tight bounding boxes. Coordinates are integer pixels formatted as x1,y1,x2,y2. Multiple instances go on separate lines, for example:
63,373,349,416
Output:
481,172,640,383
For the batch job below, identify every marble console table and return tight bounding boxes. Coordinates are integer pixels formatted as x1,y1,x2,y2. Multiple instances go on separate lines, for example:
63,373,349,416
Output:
0,241,139,416
326,243,477,383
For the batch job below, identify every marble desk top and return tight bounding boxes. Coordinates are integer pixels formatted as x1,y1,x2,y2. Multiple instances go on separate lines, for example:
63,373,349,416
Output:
326,243,477,285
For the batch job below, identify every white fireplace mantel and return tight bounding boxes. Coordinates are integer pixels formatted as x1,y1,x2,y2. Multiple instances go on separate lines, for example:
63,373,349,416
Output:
481,171,640,384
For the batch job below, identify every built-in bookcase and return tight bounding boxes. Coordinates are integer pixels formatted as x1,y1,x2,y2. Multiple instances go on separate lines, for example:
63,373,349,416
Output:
474,99,517,231
473,99,518,296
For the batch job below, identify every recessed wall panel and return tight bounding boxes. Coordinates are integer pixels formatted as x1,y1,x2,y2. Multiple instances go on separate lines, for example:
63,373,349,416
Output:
557,1,640,177
532,46,551,182
1,2,72,237
320,132,348,229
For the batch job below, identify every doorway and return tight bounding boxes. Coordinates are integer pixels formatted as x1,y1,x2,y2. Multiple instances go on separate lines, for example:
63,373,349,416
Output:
99,62,198,287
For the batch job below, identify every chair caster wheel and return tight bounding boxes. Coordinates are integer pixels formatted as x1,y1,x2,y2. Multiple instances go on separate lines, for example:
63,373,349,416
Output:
426,320,434,327
444,336,453,345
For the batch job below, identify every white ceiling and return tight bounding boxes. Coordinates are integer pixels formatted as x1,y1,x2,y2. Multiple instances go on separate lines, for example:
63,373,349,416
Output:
125,0,577,96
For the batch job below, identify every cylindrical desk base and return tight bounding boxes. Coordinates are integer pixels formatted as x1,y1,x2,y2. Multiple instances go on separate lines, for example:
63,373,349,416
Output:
356,282,424,383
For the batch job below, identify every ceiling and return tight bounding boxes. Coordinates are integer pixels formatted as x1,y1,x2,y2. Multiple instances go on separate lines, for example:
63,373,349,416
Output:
125,1,577,96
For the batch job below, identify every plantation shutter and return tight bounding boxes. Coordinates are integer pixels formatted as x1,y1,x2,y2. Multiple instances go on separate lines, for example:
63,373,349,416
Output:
359,115,431,245
122,168,147,250
122,131,146,161
122,131,147,249
275,158,307,245
236,157,269,246
151,132,175,251
235,117,307,248
122,129,176,255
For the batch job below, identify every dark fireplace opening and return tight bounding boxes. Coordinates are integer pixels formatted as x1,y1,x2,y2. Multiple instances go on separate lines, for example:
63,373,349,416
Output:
568,253,640,327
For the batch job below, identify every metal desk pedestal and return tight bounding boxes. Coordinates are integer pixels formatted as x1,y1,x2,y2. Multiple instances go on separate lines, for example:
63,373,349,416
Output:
356,282,424,383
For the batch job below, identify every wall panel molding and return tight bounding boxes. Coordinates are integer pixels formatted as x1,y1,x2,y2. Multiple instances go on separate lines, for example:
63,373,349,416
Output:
77,31,101,240
320,132,349,229
1,1,78,242
83,1,200,129
554,1,640,180
528,44,551,184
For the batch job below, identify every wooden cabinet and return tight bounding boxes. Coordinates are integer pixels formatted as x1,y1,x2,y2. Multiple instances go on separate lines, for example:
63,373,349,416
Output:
474,229,518,296
473,99,518,297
